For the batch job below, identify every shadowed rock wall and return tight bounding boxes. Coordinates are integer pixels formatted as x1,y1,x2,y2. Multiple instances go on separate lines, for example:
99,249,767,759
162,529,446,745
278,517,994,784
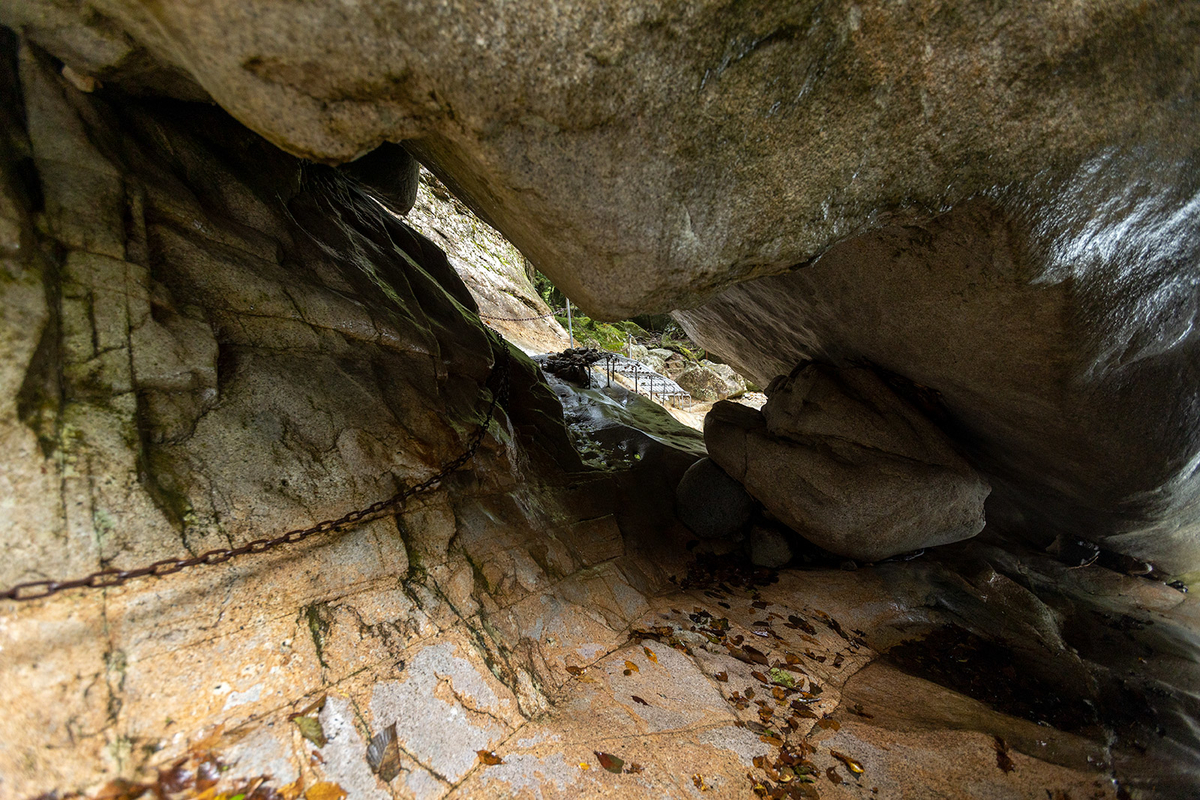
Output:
4,0,1196,572
0,42,697,797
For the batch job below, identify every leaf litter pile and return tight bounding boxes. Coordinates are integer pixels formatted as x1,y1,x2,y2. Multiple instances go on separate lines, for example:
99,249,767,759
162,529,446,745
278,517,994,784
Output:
31,750,316,800
632,556,875,797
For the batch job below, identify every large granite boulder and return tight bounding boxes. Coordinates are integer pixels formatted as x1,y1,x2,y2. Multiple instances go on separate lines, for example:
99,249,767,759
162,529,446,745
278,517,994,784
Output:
0,0,1192,317
671,358,747,403
4,0,1196,572
706,364,990,561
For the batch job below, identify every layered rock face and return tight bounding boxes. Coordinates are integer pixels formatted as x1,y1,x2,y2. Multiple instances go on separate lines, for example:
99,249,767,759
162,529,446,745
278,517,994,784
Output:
0,43,699,797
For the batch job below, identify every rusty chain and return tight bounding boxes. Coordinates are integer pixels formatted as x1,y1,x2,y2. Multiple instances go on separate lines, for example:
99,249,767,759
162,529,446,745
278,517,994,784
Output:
1,328,511,603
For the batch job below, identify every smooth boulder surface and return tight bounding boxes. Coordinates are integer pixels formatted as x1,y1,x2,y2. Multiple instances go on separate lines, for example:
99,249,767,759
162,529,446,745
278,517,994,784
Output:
706,364,990,561
1,0,1193,316
676,193,1200,574
5,0,1196,572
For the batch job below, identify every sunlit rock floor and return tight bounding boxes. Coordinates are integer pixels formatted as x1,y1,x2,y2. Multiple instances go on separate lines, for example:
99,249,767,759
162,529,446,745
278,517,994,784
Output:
17,536,1194,800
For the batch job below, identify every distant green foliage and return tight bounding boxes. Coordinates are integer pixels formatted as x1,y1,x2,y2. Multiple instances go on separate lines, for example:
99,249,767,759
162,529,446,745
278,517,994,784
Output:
535,268,706,359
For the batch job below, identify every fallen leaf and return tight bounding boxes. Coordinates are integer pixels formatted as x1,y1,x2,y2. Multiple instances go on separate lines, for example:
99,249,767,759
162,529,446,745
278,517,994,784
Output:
278,780,304,800
741,645,770,665
595,751,625,774
158,759,195,794
631,695,650,706
751,670,770,684
623,660,639,674
760,734,784,747
769,667,796,687
816,717,841,731
365,724,400,782
849,703,873,718
643,646,658,664
826,766,844,785
305,782,347,800
566,665,584,676
94,779,151,800
715,671,729,682
626,763,644,774
477,750,503,766
830,750,864,775
289,694,327,721
693,774,710,791
579,763,590,771
993,736,1015,773
294,716,327,749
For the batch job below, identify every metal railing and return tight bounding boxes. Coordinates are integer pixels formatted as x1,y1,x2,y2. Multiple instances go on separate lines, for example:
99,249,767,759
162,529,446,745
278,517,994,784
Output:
597,353,692,406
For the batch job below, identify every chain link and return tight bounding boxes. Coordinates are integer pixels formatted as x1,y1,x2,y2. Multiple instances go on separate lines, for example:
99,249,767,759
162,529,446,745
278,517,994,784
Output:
1,329,512,603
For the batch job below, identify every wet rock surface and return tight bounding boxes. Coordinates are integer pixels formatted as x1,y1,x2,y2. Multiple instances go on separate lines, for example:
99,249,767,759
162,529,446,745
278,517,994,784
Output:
706,365,990,562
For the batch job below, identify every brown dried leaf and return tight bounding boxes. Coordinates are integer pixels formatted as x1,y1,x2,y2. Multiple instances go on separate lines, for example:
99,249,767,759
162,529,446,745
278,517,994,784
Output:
826,766,843,785
565,665,584,676
305,782,348,800
631,695,650,706
715,671,729,682
759,734,784,747
625,762,644,774
849,703,873,718
623,660,639,674
743,645,770,665
289,694,327,721
365,724,400,781
643,646,658,664
93,779,151,800
692,774,709,791
751,670,770,684
477,750,503,766
595,751,625,774
816,717,840,730
994,736,1015,773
